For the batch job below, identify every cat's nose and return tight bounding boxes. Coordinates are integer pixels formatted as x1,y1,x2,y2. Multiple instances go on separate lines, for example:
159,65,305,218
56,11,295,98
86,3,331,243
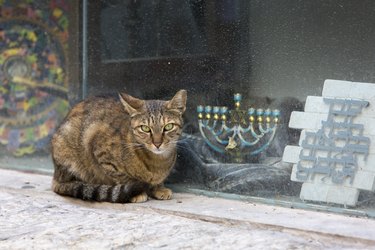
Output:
153,142,162,148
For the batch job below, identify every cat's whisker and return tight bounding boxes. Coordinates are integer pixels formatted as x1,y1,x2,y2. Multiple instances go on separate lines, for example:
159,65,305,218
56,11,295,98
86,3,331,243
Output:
177,136,193,143
120,142,144,150
164,141,190,151
120,141,143,146
176,145,191,151
168,138,190,144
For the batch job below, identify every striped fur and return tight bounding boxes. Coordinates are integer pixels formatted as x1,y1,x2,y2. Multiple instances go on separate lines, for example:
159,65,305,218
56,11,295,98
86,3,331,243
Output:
51,90,186,203
52,180,149,203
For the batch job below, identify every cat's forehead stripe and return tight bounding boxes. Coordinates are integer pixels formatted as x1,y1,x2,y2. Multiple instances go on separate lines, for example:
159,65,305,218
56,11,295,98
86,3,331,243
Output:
147,114,163,125
145,100,165,113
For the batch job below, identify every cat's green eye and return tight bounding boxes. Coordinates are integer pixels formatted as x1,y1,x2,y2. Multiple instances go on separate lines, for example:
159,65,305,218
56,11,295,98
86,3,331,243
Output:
164,123,174,131
140,125,151,133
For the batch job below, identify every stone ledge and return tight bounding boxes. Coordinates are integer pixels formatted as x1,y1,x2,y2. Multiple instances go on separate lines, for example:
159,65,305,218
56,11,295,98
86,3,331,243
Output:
1,169,375,249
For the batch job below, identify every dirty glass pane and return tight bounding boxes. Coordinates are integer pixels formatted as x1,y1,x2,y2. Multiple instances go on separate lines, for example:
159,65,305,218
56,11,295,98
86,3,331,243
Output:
2,0,375,216
100,0,208,61
85,0,375,215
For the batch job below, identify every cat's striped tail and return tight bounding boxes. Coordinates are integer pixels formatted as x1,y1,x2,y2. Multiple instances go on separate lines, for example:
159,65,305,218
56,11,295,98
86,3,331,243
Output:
52,180,149,203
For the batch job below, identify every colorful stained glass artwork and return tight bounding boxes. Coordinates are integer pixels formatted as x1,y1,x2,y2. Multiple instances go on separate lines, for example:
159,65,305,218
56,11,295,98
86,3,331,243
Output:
0,0,70,156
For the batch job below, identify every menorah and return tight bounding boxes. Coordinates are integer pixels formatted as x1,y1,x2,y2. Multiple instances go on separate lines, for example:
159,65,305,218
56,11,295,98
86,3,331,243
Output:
197,93,280,160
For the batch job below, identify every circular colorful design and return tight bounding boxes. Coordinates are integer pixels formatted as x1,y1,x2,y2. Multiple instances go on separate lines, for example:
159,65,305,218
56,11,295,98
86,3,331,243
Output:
0,18,69,156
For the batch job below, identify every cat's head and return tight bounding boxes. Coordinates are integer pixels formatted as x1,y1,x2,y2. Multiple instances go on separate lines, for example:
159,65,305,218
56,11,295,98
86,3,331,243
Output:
119,90,187,155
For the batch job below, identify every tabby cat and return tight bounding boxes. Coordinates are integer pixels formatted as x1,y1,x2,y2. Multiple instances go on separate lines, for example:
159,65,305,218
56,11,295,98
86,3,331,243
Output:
51,90,187,203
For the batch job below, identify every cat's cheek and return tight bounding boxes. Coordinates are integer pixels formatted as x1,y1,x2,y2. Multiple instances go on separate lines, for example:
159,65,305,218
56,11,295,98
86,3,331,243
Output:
134,131,151,141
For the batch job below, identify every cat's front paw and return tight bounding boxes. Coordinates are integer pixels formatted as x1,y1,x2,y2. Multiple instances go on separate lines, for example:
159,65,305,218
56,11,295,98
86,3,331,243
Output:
152,187,172,200
130,192,148,203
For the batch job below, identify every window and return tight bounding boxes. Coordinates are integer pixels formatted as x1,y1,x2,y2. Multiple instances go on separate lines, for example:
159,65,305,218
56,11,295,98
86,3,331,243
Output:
1,0,375,217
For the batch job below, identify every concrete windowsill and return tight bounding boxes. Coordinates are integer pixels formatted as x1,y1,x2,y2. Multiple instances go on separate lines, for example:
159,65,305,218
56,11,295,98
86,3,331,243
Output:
1,168,374,249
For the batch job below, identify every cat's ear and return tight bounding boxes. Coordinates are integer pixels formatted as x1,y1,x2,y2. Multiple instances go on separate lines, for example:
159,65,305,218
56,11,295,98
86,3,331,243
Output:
166,89,187,114
118,92,145,117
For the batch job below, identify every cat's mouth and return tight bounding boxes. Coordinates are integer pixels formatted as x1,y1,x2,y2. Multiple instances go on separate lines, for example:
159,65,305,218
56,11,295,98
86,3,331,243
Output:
152,149,166,155
147,145,170,155
151,146,167,154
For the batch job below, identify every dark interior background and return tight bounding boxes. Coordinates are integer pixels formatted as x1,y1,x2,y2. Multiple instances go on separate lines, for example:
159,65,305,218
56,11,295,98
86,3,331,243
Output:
86,0,375,119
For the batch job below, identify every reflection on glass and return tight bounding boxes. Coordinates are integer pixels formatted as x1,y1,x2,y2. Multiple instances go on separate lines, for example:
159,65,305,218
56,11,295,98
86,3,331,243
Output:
1,0,375,216
100,0,208,61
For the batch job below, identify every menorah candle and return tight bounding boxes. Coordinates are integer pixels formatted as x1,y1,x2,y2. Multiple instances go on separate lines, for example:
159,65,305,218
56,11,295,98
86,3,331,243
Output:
256,109,264,122
205,105,212,119
234,93,242,109
197,105,204,119
220,106,228,120
213,106,220,120
265,109,272,123
248,108,255,122
272,109,280,123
